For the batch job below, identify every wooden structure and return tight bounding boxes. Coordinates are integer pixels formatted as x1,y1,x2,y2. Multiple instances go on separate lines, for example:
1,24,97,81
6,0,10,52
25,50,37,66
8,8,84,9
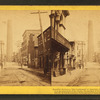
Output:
38,26,70,76
21,30,40,66
38,10,71,77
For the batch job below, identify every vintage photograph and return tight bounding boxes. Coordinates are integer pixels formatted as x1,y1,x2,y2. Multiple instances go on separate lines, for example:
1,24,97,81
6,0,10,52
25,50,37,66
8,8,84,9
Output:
0,10,100,86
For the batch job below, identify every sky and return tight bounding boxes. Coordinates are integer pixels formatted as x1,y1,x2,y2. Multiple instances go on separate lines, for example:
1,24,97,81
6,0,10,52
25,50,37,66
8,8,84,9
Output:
66,10,100,52
0,10,50,53
0,10,100,54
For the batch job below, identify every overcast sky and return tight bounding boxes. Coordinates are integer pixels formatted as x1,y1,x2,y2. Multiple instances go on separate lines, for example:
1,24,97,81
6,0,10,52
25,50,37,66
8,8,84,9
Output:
0,10,100,53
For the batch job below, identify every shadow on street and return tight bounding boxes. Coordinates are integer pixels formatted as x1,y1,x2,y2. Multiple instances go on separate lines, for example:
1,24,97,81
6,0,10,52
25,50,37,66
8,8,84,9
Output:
20,68,51,85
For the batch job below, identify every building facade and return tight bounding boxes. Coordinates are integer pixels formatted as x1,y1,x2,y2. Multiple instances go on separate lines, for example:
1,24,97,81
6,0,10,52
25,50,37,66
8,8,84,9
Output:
28,33,40,68
21,30,40,66
38,27,52,75
67,41,86,70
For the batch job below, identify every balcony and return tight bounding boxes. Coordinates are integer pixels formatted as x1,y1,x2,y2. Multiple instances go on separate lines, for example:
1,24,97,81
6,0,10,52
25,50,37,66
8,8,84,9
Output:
38,26,71,53
51,27,70,50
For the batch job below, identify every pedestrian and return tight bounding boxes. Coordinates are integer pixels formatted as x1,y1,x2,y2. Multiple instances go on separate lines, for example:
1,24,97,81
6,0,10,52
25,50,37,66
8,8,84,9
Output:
21,61,23,68
1,62,3,69
79,60,81,69
67,64,71,75
82,62,84,69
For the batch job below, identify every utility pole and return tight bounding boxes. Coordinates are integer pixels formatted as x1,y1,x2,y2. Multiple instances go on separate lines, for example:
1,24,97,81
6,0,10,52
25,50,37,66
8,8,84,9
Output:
38,10,45,53
0,41,4,69
81,41,85,68
30,11,47,53
30,11,47,74
82,42,83,68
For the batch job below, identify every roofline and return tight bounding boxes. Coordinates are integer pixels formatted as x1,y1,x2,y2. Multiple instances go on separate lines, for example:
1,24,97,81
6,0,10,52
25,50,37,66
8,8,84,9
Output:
22,29,41,37
37,26,51,38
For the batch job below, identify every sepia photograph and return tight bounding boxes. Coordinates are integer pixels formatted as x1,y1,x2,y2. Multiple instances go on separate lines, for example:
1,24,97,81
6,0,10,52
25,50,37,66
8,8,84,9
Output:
0,10,100,87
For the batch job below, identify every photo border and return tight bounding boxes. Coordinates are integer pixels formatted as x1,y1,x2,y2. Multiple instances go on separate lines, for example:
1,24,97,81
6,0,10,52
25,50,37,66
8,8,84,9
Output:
0,5,100,95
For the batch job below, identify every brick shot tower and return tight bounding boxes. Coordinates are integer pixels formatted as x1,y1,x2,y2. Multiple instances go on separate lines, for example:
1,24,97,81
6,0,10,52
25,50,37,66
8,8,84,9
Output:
7,20,13,62
88,20,94,62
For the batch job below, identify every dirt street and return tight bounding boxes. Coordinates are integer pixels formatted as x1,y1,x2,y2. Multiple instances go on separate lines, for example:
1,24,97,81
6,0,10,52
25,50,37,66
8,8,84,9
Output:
67,62,100,86
0,62,50,86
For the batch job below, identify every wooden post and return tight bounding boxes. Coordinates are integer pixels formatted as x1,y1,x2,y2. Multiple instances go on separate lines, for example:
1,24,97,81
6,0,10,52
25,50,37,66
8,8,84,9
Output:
30,11,47,73
38,10,47,74
38,10,45,53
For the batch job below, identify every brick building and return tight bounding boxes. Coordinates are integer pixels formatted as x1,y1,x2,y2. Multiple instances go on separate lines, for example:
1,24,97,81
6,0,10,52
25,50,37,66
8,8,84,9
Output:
28,31,40,68
21,30,40,66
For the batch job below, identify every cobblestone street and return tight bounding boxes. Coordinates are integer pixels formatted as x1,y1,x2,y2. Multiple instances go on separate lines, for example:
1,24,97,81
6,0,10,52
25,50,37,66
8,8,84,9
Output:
0,62,50,86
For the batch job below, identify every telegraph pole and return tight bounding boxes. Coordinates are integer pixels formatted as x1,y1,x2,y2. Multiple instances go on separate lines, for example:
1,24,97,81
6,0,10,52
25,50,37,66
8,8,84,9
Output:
0,41,4,68
81,41,85,68
30,10,47,74
30,11,47,52
82,42,83,68
38,10,45,53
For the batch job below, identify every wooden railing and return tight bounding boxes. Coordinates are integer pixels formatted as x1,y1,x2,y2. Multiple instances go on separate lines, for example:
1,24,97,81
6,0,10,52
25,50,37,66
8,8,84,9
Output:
51,27,70,49
38,26,71,53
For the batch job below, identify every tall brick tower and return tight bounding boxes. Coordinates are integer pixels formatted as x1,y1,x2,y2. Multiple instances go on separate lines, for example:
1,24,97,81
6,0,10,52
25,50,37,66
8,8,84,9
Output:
7,20,13,62
88,20,94,62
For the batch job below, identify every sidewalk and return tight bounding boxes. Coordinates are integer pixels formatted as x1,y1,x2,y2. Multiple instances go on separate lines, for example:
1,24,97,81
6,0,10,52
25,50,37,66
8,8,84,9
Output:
52,68,84,86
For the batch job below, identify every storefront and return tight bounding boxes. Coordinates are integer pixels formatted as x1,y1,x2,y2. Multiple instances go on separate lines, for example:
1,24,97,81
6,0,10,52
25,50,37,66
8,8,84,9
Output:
51,37,70,77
